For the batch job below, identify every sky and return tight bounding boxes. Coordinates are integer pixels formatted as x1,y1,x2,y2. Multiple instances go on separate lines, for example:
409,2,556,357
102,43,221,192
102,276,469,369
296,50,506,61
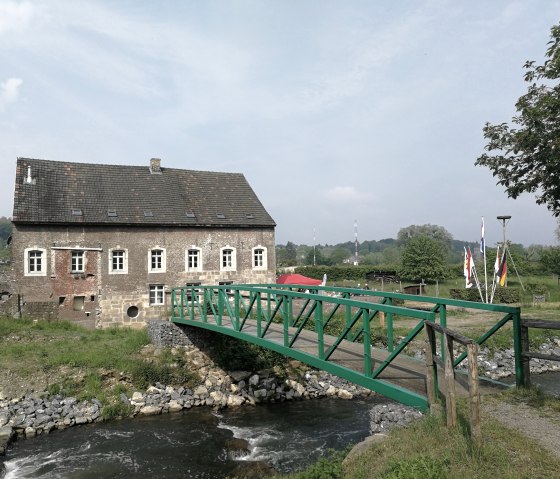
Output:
1,0,560,248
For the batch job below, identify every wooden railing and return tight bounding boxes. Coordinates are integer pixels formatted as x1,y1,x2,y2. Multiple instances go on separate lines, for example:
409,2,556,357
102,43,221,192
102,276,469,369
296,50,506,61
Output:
424,321,481,440
520,319,560,386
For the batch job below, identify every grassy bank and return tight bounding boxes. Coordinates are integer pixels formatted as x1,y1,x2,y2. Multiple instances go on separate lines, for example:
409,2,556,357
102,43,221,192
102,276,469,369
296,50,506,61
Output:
274,390,560,479
0,317,199,418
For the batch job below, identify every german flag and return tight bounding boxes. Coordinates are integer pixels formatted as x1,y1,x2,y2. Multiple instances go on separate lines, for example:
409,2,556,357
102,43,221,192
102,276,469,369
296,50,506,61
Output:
496,255,507,287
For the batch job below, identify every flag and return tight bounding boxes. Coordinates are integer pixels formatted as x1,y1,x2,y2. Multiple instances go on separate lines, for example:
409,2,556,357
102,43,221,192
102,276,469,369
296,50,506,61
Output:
480,217,485,256
496,254,507,287
464,247,473,288
493,246,500,276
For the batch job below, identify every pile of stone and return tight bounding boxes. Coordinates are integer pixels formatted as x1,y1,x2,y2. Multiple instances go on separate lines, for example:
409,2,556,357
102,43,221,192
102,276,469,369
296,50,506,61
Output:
369,403,423,434
0,396,101,454
0,348,370,454
409,337,560,380
124,369,368,416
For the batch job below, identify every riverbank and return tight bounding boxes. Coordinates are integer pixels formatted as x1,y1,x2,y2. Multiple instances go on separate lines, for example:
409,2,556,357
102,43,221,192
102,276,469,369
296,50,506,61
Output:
0,341,373,456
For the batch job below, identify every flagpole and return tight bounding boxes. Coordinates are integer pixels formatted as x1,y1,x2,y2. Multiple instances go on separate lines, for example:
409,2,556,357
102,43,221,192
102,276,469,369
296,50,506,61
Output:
481,217,488,303
490,245,500,304
471,261,485,303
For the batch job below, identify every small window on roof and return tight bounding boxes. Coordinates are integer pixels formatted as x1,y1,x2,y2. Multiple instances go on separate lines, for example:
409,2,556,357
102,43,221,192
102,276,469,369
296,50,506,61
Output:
216,213,226,219
71,208,83,216
144,210,153,217
185,212,196,218
246,213,254,219
107,208,117,217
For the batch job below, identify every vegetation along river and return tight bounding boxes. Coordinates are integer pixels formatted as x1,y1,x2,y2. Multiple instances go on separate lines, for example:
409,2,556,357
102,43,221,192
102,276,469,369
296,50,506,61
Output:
0,396,385,478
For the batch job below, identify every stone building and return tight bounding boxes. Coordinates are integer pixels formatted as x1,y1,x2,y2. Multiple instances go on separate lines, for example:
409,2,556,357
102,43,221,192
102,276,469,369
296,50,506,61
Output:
11,157,276,327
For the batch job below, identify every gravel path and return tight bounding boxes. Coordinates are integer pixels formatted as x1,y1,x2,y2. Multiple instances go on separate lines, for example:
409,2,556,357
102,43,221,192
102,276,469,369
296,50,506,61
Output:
482,397,560,459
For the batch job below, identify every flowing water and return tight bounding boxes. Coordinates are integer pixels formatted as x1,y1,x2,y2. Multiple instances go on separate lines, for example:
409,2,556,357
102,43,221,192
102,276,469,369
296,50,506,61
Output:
0,396,385,479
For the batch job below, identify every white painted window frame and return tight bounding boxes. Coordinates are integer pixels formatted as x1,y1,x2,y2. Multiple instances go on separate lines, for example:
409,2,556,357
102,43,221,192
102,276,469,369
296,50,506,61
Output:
71,250,85,273
24,247,47,276
109,248,128,274
149,284,165,306
252,245,267,270
149,247,166,273
186,247,202,272
220,246,237,272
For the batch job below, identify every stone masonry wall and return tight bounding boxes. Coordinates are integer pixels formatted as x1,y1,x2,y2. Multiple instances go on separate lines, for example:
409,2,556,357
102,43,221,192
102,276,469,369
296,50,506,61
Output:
12,224,276,327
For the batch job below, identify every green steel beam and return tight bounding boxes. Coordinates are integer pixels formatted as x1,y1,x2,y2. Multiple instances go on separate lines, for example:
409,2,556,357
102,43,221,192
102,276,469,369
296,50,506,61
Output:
172,315,428,410
170,284,521,410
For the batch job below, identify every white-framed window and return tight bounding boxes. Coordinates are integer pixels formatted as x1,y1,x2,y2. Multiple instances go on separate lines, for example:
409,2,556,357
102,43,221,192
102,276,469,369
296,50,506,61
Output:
220,246,236,272
71,250,85,273
24,247,47,276
252,245,267,270
149,247,166,273
186,247,202,272
109,248,128,274
149,285,165,306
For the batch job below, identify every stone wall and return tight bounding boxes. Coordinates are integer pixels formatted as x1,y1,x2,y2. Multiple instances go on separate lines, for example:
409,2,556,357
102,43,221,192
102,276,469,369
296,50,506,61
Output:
12,224,276,327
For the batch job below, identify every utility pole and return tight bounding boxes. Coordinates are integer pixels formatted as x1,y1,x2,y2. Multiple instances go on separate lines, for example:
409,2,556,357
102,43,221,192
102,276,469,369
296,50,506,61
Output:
354,220,359,266
313,228,316,266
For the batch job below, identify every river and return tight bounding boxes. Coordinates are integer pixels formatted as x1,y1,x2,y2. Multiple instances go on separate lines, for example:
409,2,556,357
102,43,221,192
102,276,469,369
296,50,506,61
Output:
0,396,385,479
2,371,558,479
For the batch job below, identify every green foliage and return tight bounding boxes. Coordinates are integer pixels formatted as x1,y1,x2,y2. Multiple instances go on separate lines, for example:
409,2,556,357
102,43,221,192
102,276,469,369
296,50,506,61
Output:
525,281,548,295
102,400,134,420
475,23,560,215
129,359,197,390
540,246,560,276
449,288,520,303
281,449,347,479
277,241,298,266
399,236,447,282
397,224,453,250
384,456,449,479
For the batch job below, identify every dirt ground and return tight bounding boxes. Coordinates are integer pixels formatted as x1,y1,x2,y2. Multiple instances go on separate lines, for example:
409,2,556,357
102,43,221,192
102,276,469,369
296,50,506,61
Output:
482,397,560,459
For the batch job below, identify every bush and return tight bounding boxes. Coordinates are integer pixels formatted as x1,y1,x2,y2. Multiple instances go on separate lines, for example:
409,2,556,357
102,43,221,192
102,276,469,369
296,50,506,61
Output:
449,288,520,303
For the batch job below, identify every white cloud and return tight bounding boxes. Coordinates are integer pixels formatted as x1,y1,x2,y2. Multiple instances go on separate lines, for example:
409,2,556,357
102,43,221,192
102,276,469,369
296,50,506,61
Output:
0,77,23,110
0,1,44,34
323,186,373,204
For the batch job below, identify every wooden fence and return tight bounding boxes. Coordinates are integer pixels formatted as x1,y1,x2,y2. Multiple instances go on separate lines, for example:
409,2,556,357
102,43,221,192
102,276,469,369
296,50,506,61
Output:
424,321,481,440
520,319,560,387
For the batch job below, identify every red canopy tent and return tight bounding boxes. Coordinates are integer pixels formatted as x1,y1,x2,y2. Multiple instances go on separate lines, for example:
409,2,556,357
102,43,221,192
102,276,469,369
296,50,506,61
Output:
276,273,322,286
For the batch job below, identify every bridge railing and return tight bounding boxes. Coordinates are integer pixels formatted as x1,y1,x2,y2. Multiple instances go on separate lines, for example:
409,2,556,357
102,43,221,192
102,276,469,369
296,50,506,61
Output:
247,284,524,385
171,284,437,379
170,284,525,387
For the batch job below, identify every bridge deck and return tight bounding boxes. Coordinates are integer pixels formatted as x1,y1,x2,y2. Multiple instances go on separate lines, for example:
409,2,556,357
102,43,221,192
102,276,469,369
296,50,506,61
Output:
194,316,503,398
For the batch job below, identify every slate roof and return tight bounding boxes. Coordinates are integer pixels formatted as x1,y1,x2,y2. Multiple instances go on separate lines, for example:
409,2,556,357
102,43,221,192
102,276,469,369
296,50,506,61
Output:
12,158,276,228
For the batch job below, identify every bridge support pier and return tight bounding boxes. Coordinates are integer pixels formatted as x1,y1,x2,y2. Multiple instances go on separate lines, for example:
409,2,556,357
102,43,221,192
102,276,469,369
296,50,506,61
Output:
147,319,215,348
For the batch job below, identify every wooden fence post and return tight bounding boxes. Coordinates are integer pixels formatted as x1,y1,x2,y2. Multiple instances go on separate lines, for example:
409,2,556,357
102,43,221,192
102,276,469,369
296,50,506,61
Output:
467,342,481,440
444,333,457,428
424,324,437,413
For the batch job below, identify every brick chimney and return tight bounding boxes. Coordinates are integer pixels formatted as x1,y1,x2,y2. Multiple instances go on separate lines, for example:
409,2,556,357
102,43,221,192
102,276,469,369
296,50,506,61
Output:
150,158,161,174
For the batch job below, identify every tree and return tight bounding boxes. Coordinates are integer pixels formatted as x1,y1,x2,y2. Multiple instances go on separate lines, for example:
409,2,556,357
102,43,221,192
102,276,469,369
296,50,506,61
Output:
475,23,560,216
397,224,453,250
399,236,447,282
540,246,560,277
276,241,297,266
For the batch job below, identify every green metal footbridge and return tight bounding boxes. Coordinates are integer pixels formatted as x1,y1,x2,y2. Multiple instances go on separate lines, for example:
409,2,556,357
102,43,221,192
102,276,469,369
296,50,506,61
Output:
170,284,524,410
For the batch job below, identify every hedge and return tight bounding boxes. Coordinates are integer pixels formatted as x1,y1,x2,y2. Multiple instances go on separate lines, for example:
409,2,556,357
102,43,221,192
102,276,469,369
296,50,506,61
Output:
449,288,520,304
